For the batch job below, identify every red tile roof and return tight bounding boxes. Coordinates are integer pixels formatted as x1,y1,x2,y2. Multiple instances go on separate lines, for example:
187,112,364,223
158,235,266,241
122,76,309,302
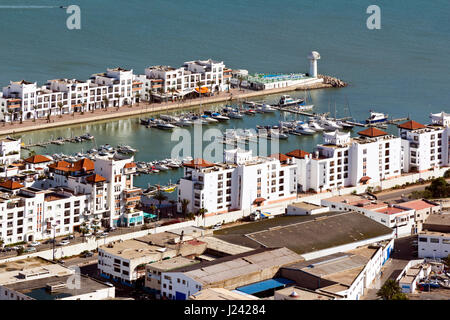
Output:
398,199,437,211
183,158,215,169
253,197,266,204
269,153,291,162
24,155,52,164
124,162,136,169
398,120,426,130
49,158,94,173
358,127,388,137
0,180,24,190
286,149,311,159
85,174,107,183
360,176,371,182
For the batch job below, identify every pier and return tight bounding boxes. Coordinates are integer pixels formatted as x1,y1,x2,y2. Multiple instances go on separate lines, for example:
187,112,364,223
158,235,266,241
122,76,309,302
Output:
22,135,94,149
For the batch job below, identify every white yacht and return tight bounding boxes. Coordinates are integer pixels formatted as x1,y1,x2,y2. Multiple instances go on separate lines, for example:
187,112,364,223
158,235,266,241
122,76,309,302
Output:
269,129,288,139
201,115,218,123
228,111,244,119
258,104,276,113
278,95,304,107
211,112,230,121
295,123,316,135
160,114,180,122
366,111,388,124
308,120,325,131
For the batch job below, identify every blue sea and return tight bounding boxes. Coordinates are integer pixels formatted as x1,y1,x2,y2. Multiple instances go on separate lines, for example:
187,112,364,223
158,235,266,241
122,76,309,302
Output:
0,0,449,188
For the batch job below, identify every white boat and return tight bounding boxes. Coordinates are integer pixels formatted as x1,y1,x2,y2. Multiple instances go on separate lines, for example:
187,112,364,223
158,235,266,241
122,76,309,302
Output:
258,104,276,113
211,112,230,121
278,95,304,107
366,111,388,124
318,118,343,131
308,121,324,131
176,118,193,126
336,120,354,130
81,133,94,140
228,111,243,119
155,120,176,130
201,115,218,123
160,114,180,122
155,163,169,170
240,129,256,139
295,123,316,135
270,129,288,139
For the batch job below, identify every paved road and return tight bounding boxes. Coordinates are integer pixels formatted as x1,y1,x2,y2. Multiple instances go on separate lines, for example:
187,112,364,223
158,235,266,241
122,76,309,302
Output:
376,178,450,202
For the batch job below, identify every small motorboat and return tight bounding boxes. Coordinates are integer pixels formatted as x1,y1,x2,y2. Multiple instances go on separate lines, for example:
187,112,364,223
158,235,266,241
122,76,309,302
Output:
228,111,244,119
295,123,316,135
211,112,230,121
278,95,304,107
366,111,388,124
201,115,218,123
258,104,276,113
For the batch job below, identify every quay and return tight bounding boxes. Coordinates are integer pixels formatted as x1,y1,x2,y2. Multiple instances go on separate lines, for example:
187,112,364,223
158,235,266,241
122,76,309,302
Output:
0,82,333,137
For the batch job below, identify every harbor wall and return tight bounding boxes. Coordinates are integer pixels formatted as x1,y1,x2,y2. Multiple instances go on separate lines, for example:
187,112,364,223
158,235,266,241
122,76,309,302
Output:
0,79,326,136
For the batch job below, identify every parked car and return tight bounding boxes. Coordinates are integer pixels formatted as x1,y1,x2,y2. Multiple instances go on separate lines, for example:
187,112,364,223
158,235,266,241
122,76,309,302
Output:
82,232,92,237
58,240,70,246
107,227,117,232
63,235,75,240
44,239,56,244
28,241,40,247
212,223,222,230
24,247,36,253
81,251,94,258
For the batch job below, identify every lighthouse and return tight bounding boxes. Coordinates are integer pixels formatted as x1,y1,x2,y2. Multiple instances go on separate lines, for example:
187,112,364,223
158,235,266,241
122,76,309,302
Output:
307,51,321,78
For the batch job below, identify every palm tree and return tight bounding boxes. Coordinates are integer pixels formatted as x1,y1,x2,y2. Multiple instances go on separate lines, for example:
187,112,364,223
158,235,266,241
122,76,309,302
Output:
81,103,86,115
180,199,190,217
135,92,141,105
153,190,168,208
57,102,64,118
169,199,176,217
19,110,23,124
197,208,208,227
226,79,231,92
377,280,408,300
196,81,202,98
0,238,4,249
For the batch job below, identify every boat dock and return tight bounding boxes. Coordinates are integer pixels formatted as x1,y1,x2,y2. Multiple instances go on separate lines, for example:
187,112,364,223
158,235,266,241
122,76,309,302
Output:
23,135,95,149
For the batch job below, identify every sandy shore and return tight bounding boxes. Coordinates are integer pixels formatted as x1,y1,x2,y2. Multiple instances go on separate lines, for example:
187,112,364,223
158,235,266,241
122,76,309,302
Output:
0,81,333,137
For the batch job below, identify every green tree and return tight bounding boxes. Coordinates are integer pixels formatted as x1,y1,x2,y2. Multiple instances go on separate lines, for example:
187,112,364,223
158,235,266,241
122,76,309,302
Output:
444,169,450,179
377,279,408,300
426,177,450,198
196,208,208,227
180,198,190,217
153,190,168,206
443,254,450,270
57,102,64,118
0,238,4,249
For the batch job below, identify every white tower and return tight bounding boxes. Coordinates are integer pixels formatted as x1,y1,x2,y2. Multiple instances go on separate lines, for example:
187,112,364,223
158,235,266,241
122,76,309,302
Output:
307,51,321,78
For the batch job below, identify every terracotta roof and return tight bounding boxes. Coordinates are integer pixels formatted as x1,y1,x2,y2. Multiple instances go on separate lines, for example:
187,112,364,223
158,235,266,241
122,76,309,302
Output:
85,174,107,183
24,155,52,164
0,179,24,190
48,158,94,173
398,120,426,130
269,153,291,162
253,197,266,204
357,127,388,137
183,158,215,169
286,149,311,159
398,199,438,211
360,176,371,182
375,207,405,215
124,162,137,169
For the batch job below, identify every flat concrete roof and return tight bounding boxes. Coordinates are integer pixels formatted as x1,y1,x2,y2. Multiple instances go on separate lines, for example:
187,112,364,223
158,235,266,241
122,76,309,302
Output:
99,239,169,260
0,257,72,286
190,288,259,300
199,236,253,255
5,275,111,300
289,202,324,210
175,248,303,286
424,213,450,231
146,256,199,272
214,211,393,255
275,286,335,300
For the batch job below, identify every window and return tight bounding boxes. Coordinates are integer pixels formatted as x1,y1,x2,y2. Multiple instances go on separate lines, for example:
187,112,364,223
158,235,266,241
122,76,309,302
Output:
430,238,439,244
418,237,428,242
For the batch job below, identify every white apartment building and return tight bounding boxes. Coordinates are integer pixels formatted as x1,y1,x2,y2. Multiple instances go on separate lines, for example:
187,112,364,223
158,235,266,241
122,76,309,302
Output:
291,128,402,192
0,67,138,122
139,59,231,100
399,112,450,173
321,195,417,237
177,149,297,216
40,156,143,229
418,231,450,259
0,154,143,246
0,138,21,165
